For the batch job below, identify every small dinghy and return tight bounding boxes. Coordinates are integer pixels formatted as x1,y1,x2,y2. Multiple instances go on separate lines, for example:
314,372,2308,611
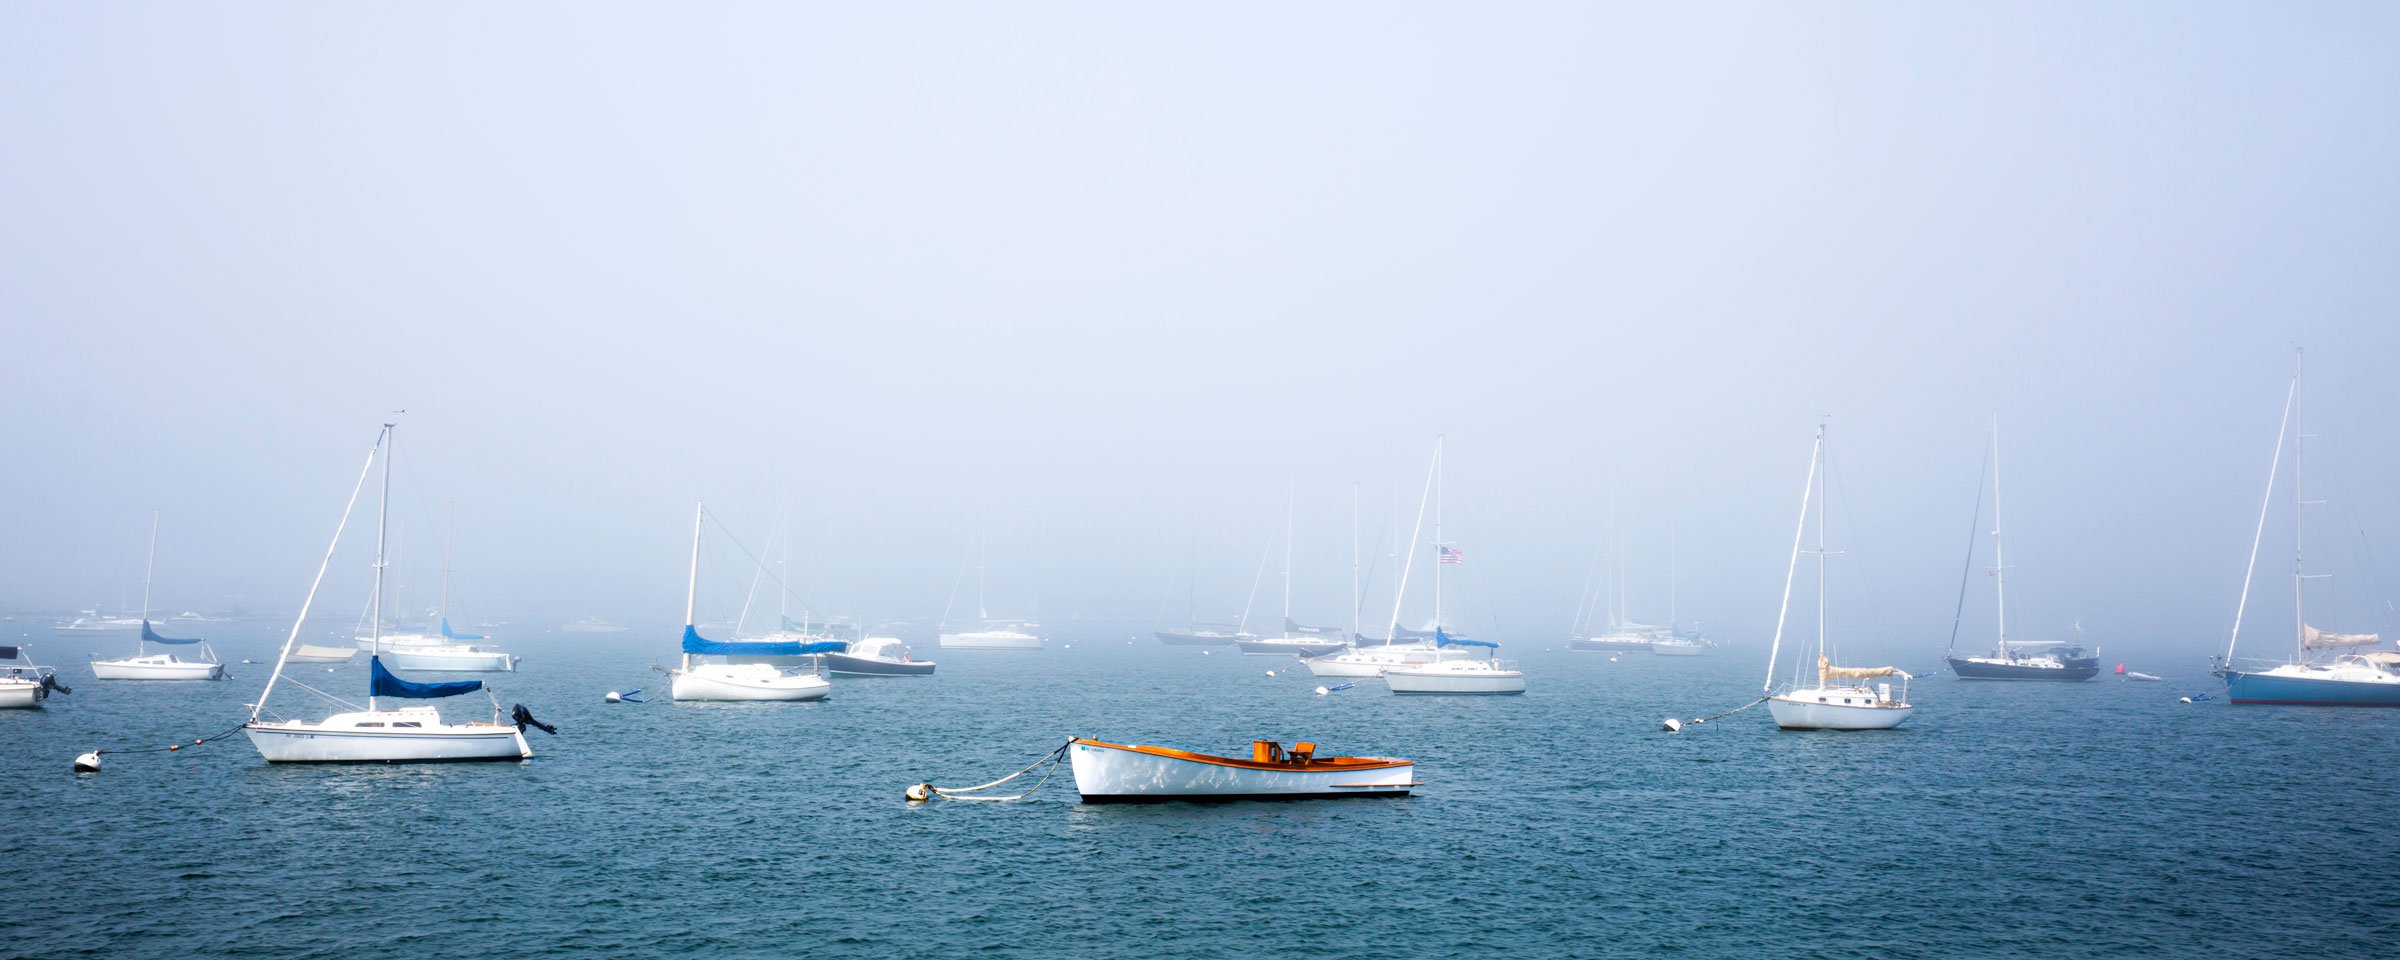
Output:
1068,738,1417,803
824,637,935,677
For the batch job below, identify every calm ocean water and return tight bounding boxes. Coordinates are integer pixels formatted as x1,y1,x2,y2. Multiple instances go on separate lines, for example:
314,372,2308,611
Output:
4,619,2396,959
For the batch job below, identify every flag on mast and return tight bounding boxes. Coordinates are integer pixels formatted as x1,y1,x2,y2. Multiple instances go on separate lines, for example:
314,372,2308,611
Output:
1439,546,1464,565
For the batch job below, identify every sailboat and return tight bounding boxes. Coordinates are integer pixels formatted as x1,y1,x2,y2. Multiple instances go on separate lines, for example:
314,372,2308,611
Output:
1945,419,2101,681
936,532,1044,650
2216,354,2400,705
89,512,225,680
1308,438,1516,690
245,423,538,763
1239,484,1351,658
0,645,68,709
667,502,840,701
1761,425,1914,730
382,505,518,672
1568,504,1658,653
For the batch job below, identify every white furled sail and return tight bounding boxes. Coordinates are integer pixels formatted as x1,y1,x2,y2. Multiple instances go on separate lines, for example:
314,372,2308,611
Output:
2303,625,2381,649
1819,654,1911,683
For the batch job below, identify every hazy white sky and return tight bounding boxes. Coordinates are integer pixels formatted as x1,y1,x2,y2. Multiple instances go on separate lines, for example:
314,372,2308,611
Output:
3,3,2395,661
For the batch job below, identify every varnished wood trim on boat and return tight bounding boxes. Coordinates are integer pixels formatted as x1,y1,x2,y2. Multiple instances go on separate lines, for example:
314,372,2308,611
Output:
1072,738,1412,772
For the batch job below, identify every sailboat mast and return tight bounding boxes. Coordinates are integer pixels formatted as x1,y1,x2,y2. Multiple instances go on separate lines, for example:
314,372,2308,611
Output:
2293,349,2307,663
1992,416,2008,651
442,500,454,627
1669,511,1678,632
2227,376,2298,664
1815,425,1831,682
683,500,703,672
977,529,987,623
1433,437,1445,629
1283,479,1294,626
369,422,395,713
1385,438,1441,643
1764,426,1824,695
140,510,158,654
1350,482,1360,643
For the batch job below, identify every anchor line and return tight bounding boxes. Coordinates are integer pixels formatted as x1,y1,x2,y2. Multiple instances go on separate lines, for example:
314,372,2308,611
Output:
90,720,252,757
1677,695,1772,728
926,740,1073,802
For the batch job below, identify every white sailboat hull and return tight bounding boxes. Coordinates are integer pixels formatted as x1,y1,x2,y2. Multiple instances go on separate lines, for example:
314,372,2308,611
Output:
1303,645,1437,678
245,711,530,763
1068,740,1416,802
669,663,832,701
90,655,223,680
1236,636,1350,657
938,630,1043,650
1382,663,1527,695
379,646,517,672
1650,640,1706,656
1768,688,1913,730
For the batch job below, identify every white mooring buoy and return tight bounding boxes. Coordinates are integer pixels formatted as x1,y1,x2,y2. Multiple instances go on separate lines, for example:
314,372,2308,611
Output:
905,783,934,802
74,750,102,773
1662,718,1684,733
604,691,622,703
1265,670,1276,678
1314,685,1330,696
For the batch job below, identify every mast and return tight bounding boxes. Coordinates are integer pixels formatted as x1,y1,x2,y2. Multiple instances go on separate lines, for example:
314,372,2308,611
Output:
251,425,386,724
1814,424,1831,681
1764,425,1824,695
369,421,395,712
1433,437,1445,629
1669,510,1678,633
140,510,158,655
1385,437,1441,643
976,528,987,623
683,500,703,672
2227,374,2298,664
1282,479,1294,627
2293,349,2308,663
1992,415,2007,653
1350,482,1360,643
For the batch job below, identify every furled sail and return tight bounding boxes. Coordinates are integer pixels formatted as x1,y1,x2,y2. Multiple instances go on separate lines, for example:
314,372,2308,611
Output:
142,620,202,645
369,656,484,699
681,625,844,657
2303,625,2380,649
440,618,487,641
1819,654,1911,683
1434,628,1497,649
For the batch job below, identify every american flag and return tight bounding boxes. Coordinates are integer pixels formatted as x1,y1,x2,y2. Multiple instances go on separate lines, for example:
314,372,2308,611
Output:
1439,546,1464,565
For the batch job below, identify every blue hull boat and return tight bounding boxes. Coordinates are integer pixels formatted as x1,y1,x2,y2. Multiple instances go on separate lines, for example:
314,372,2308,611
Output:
2218,665,2400,706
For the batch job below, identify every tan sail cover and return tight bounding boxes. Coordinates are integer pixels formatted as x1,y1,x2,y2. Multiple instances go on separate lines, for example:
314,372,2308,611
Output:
2303,625,2381,649
1819,654,1911,683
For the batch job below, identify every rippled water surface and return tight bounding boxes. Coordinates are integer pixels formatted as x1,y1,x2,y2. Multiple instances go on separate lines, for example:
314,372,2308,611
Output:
6,620,2397,959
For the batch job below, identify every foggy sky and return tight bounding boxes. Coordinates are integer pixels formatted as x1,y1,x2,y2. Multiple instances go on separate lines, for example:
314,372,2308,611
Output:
4,3,2397,664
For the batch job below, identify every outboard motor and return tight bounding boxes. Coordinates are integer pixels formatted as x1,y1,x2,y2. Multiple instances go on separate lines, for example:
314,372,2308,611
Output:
510,703,558,735
41,675,70,696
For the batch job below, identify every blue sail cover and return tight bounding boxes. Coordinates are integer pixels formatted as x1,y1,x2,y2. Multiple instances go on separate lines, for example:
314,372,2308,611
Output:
142,620,202,645
441,618,488,641
681,625,844,656
369,656,485,699
1434,628,1498,649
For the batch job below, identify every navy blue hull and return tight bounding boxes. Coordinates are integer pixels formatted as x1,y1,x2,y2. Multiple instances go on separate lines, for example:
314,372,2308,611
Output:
1947,656,2101,682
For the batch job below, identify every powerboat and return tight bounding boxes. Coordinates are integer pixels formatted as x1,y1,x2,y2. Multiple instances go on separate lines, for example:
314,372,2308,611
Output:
0,645,67,709
939,624,1044,650
286,643,358,664
1069,738,1417,803
825,637,935,677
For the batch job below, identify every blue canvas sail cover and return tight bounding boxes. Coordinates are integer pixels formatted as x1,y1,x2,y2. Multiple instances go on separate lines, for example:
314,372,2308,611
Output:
0,645,17,660
1434,628,1497,649
369,656,485,699
681,625,843,656
441,618,488,641
781,615,807,633
142,620,202,645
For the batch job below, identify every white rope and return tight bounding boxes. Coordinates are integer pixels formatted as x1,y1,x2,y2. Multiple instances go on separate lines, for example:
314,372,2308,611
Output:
926,741,1071,801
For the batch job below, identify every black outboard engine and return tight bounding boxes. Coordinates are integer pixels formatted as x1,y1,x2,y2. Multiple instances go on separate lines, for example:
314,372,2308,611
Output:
41,675,70,696
510,703,557,735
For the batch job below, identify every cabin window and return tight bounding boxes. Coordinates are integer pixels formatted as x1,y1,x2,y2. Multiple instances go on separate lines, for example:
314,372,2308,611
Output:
392,722,422,728
357,722,384,727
